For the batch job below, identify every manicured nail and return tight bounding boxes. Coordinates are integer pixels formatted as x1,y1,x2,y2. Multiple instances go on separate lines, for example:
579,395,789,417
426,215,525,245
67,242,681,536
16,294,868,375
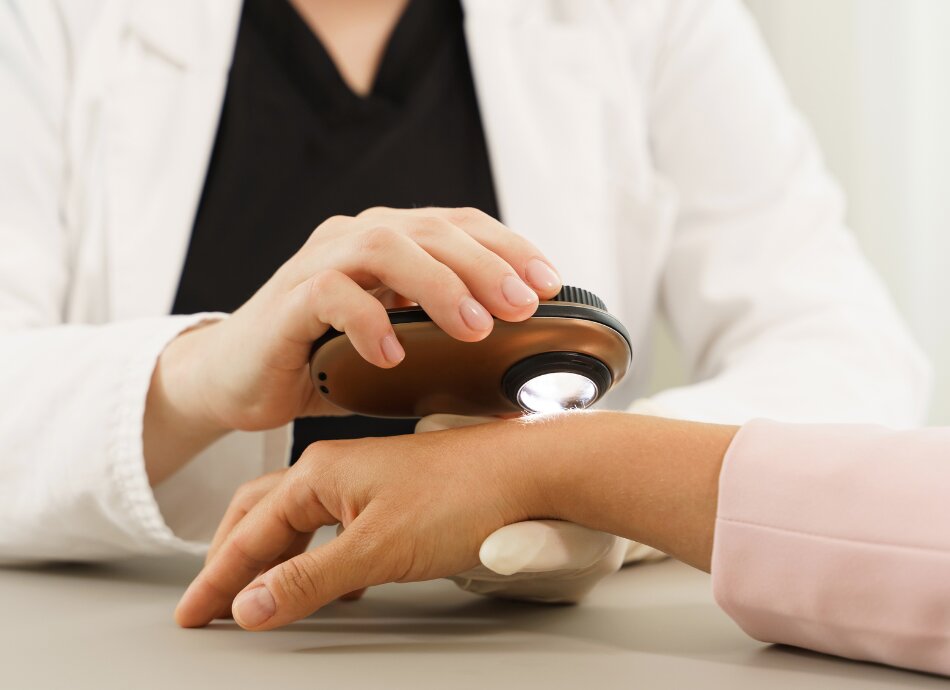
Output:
233,586,276,628
525,258,561,292
502,275,539,308
380,333,405,364
459,296,494,332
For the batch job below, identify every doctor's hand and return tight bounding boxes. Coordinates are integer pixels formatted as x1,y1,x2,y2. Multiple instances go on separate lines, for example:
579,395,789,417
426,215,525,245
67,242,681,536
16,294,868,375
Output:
416,414,626,603
144,207,560,482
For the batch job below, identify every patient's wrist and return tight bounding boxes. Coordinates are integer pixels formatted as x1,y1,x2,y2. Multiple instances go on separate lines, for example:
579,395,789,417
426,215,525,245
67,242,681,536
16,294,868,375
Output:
533,411,737,572
510,411,620,524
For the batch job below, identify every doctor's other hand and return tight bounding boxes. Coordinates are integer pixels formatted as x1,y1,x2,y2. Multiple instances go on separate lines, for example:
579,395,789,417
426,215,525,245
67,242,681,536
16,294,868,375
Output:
416,414,626,603
144,207,561,483
175,412,735,631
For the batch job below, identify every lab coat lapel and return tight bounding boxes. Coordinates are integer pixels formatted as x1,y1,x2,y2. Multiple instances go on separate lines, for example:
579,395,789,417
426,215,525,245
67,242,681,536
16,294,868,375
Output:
463,0,677,335
103,0,242,320
462,0,624,307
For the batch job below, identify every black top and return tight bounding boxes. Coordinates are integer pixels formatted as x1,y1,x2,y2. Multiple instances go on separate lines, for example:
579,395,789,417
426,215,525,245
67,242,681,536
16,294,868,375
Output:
172,0,500,460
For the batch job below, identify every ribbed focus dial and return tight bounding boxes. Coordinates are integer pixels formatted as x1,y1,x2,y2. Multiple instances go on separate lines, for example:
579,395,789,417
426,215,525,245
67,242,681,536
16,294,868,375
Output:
548,285,607,311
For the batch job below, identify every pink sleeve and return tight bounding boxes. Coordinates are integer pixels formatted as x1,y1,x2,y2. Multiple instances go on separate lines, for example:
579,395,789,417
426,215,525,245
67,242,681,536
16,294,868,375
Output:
712,419,950,676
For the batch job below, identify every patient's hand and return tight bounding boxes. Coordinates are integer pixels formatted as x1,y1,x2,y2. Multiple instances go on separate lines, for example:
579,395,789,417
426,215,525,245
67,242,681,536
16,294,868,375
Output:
176,415,557,630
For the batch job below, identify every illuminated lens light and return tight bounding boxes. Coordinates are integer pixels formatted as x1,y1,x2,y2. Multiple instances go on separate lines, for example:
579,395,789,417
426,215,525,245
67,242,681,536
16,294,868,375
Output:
516,372,599,413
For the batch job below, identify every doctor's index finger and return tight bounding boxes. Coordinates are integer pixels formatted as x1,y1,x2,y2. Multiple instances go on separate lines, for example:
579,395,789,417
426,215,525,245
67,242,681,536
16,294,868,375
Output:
175,474,337,628
367,207,562,297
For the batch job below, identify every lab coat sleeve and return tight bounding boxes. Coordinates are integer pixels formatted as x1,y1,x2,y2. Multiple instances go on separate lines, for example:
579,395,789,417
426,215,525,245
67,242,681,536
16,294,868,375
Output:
713,420,950,676
639,0,931,426
0,2,289,562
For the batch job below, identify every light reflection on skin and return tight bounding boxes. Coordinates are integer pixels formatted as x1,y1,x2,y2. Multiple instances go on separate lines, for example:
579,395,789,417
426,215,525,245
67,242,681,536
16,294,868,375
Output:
511,408,598,430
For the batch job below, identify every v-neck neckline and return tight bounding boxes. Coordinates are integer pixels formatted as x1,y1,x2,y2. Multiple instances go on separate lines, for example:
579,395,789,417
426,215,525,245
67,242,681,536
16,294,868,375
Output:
245,0,460,115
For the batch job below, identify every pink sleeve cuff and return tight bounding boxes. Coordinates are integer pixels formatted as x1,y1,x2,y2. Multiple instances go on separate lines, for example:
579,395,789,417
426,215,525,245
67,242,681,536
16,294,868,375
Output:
712,419,950,676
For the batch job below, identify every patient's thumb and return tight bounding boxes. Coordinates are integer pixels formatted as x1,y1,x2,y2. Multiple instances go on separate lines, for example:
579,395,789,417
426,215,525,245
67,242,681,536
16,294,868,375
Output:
233,527,376,630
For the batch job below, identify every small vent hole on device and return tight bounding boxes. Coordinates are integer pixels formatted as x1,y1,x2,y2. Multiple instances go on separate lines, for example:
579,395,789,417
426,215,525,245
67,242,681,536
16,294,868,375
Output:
319,385,329,394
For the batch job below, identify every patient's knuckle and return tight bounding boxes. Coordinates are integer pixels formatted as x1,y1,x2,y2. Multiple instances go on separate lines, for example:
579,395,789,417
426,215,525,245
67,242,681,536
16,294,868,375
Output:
229,537,268,574
296,441,327,471
297,439,345,476
276,558,320,603
232,480,258,507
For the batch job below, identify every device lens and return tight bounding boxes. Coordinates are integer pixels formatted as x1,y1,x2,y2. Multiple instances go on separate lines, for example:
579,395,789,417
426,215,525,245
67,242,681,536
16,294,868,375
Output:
516,372,599,413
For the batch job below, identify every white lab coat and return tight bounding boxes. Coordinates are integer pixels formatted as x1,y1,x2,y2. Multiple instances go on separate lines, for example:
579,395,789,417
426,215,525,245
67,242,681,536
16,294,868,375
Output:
0,0,931,562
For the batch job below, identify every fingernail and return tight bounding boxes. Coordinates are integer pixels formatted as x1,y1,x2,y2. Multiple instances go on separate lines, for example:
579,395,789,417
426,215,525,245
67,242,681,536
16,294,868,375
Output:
525,258,561,292
502,275,539,308
233,586,276,628
459,297,494,332
380,333,405,364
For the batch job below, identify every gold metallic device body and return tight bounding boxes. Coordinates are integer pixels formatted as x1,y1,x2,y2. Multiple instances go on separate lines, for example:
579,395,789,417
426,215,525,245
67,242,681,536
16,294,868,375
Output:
309,315,631,418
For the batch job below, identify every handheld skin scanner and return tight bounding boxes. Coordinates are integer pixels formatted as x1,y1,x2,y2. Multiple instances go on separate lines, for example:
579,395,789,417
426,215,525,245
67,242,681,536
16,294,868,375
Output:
309,286,632,417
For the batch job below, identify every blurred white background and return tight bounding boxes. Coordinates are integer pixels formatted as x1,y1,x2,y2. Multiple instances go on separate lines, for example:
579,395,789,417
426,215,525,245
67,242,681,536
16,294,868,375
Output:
651,0,950,424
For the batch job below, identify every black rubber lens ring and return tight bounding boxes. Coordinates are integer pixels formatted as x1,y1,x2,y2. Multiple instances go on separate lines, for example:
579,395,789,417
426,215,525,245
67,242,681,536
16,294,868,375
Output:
502,352,612,411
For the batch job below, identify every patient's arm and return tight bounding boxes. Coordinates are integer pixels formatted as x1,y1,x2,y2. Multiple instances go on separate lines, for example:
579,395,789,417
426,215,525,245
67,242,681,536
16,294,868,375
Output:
177,412,950,677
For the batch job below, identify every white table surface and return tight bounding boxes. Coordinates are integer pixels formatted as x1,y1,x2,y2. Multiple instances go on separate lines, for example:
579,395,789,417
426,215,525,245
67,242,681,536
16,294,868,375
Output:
0,551,943,689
